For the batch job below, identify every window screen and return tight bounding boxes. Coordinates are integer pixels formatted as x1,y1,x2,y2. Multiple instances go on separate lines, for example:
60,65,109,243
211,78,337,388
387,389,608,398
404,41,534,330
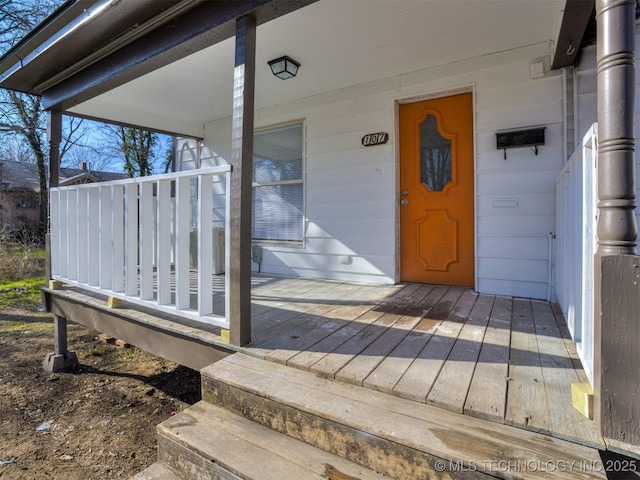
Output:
252,123,303,242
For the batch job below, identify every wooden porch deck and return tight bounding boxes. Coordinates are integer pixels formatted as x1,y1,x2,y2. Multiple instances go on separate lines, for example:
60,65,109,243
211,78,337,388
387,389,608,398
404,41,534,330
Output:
46,273,603,451
237,274,602,449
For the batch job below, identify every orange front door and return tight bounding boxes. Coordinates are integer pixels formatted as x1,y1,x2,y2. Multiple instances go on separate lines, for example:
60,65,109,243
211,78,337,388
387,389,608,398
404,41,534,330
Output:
399,93,474,286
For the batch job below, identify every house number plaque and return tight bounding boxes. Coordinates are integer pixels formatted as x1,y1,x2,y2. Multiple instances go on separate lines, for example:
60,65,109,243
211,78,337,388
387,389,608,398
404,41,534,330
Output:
362,132,389,147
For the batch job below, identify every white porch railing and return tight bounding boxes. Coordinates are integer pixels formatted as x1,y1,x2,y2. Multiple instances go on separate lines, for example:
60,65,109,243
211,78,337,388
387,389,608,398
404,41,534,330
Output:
50,166,231,329
555,124,598,385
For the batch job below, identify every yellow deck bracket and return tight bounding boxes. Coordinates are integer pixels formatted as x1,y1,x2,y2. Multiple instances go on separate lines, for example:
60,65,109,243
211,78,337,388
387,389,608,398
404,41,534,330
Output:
220,329,230,344
107,297,123,309
571,382,594,420
48,280,64,290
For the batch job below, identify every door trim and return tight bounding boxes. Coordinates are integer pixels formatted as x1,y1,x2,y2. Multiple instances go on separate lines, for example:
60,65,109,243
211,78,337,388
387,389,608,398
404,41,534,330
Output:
394,85,477,287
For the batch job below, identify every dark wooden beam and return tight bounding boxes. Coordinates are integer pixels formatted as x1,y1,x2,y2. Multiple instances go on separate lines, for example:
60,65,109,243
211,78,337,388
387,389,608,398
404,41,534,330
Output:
551,0,595,69
47,110,61,188
41,0,316,111
46,110,62,285
228,15,256,347
44,289,235,371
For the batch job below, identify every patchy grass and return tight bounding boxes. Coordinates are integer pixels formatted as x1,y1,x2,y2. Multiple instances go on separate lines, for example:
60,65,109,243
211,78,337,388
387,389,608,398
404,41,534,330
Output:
85,345,109,357
0,276,46,310
0,313,53,335
0,243,45,281
114,346,143,361
0,276,51,335
0,241,46,314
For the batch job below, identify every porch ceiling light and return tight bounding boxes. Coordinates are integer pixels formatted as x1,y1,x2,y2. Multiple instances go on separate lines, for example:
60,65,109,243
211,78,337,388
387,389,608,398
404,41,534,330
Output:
268,55,300,79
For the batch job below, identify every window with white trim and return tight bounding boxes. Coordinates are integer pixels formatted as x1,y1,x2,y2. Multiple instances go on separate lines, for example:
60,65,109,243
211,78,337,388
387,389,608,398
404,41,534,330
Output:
252,122,304,244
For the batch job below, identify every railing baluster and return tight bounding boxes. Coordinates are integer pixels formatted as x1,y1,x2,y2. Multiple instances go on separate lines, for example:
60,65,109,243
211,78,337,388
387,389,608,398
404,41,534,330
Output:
77,189,88,284
112,185,125,293
67,190,78,280
88,188,100,286
124,183,139,296
99,186,113,289
139,182,154,301
50,190,60,278
175,177,191,310
554,124,598,384
157,180,172,305
59,190,68,279
224,170,231,324
198,174,213,316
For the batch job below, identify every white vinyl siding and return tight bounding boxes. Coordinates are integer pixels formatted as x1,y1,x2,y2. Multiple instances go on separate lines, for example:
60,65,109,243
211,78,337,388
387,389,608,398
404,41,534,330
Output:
195,42,565,297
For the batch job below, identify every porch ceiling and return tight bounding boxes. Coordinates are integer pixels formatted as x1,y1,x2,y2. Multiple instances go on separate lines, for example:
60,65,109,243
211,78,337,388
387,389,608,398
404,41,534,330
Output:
66,0,564,138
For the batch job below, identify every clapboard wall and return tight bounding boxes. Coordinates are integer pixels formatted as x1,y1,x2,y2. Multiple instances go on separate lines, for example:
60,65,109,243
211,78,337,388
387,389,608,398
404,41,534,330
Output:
183,42,566,299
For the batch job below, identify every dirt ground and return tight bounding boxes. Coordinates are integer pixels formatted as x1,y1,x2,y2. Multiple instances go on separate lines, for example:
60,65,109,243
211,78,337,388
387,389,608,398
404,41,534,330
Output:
0,306,201,480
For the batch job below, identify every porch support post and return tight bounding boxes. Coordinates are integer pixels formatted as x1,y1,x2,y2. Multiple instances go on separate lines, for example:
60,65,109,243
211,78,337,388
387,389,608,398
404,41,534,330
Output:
53,315,68,355
228,15,256,347
48,110,61,189
43,314,78,373
594,0,639,449
46,110,62,284
595,0,637,256
43,111,78,373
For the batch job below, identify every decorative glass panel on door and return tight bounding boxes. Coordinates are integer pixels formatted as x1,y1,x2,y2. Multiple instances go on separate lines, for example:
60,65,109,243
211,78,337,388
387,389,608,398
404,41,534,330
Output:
420,115,452,191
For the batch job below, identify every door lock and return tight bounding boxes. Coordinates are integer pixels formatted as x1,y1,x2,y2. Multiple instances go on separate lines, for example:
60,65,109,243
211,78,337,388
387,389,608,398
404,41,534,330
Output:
400,199,408,206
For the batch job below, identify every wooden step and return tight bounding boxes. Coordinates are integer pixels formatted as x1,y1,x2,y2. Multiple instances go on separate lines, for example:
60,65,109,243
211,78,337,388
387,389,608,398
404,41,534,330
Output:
156,401,389,480
130,462,181,480
202,353,608,480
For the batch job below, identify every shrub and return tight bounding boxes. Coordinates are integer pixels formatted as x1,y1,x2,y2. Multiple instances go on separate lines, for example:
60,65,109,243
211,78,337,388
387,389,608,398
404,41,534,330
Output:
0,226,45,281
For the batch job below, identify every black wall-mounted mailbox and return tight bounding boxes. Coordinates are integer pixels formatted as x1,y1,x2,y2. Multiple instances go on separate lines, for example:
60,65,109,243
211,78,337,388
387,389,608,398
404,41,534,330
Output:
496,127,545,159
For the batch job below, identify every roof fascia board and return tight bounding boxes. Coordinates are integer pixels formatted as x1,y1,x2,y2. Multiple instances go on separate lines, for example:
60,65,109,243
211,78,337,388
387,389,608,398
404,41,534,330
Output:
0,0,104,81
42,0,316,112
1,1,204,93
552,0,595,69
34,0,208,94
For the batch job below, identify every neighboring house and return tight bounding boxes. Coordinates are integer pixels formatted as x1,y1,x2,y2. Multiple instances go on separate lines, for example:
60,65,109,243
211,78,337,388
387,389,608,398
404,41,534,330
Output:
0,159,127,231
0,0,638,478
0,160,40,230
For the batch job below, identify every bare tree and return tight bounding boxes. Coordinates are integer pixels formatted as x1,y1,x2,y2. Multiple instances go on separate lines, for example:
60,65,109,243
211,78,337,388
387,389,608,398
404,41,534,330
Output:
100,124,171,177
120,127,157,177
60,117,117,172
0,91,49,230
0,0,60,52
0,134,32,163
62,142,121,173
0,0,72,237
